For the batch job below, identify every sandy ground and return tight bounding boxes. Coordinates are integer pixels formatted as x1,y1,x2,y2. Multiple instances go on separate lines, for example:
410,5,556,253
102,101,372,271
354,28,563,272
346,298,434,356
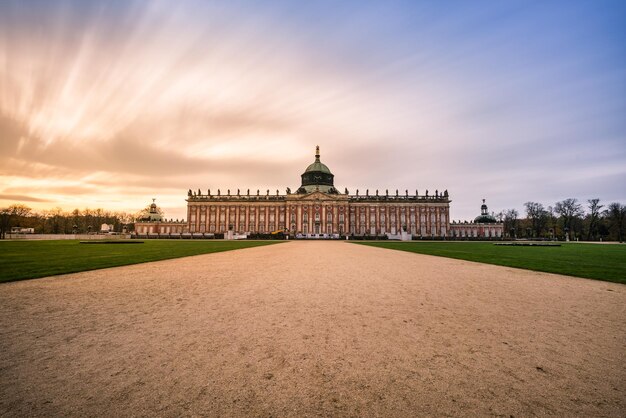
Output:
0,241,624,417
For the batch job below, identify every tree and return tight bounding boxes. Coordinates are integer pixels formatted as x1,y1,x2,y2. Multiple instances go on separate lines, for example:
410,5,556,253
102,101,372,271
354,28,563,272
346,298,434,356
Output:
0,204,32,239
546,205,559,238
502,209,519,238
0,208,10,239
524,202,548,238
606,202,626,242
554,198,584,239
48,207,65,234
586,199,603,241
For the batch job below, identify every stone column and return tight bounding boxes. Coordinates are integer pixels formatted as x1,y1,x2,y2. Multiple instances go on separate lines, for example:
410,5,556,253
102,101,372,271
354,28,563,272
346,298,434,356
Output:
235,206,240,232
296,205,301,233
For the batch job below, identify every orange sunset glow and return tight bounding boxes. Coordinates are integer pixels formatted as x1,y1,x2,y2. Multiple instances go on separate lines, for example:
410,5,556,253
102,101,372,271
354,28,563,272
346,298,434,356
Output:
1,1,624,220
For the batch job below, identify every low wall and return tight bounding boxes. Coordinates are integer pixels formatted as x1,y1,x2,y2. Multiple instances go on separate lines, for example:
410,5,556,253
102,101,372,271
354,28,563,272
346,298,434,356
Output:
6,234,132,240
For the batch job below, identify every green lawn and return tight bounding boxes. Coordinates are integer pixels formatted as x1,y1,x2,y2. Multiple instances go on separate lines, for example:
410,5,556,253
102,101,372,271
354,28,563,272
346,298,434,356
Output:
0,240,282,283
354,241,626,284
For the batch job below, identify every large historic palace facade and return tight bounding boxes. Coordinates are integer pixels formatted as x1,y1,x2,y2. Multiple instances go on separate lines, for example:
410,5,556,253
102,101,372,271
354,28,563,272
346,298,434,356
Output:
185,147,452,237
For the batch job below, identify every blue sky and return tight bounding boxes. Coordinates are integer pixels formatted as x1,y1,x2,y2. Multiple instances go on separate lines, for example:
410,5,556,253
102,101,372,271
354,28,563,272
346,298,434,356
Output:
0,0,624,219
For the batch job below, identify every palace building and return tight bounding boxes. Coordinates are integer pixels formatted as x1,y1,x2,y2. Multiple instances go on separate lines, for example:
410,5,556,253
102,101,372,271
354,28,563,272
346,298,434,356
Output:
135,146,504,239
184,146,452,238
449,199,503,238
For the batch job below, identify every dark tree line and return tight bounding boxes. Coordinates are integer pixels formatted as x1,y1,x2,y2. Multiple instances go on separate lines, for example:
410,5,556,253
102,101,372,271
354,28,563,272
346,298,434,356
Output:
497,198,626,241
2,198,625,241
0,204,138,238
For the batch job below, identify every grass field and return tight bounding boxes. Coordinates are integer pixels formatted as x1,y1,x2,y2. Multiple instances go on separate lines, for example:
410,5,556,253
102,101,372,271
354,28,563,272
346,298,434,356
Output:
354,241,626,284
0,240,282,283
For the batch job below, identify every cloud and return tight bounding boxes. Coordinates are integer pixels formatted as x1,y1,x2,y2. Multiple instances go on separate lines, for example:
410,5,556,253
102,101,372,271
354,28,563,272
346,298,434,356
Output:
0,0,624,219
0,194,50,203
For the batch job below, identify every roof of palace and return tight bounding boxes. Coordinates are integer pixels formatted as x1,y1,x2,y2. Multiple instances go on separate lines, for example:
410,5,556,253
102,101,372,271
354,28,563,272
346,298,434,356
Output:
304,146,332,175
185,146,451,203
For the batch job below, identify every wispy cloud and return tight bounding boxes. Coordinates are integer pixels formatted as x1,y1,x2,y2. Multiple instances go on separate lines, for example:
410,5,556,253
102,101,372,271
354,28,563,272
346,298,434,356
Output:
0,0,624,219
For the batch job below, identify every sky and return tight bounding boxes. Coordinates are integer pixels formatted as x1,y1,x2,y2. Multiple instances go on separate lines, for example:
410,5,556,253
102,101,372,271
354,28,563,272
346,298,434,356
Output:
1,0,625,221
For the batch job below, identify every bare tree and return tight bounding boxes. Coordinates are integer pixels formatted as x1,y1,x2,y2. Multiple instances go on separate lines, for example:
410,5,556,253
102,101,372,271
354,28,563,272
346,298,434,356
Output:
586,199,603,240
0,204,32,239
0,208,10,239
554,198,584,239
524,202,548,238
606,202,626,242
502,209,519,238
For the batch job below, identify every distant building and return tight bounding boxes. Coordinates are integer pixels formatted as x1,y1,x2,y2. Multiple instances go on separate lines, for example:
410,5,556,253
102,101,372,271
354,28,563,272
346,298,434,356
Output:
449,199,503,238
134,199,186,236
10,227,34,234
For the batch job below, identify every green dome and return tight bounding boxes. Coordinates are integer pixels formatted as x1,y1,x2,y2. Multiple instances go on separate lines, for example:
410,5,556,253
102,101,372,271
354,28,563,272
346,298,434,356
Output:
474,214,497,224
304,160,332,174
296,146,338,194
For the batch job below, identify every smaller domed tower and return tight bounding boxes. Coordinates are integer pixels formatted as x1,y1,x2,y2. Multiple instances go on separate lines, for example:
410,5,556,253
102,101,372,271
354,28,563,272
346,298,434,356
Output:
474,199,497,223
144,198,163,222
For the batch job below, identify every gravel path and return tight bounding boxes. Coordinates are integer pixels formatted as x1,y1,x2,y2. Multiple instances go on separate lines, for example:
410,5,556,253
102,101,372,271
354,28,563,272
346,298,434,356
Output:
1,241,624,417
